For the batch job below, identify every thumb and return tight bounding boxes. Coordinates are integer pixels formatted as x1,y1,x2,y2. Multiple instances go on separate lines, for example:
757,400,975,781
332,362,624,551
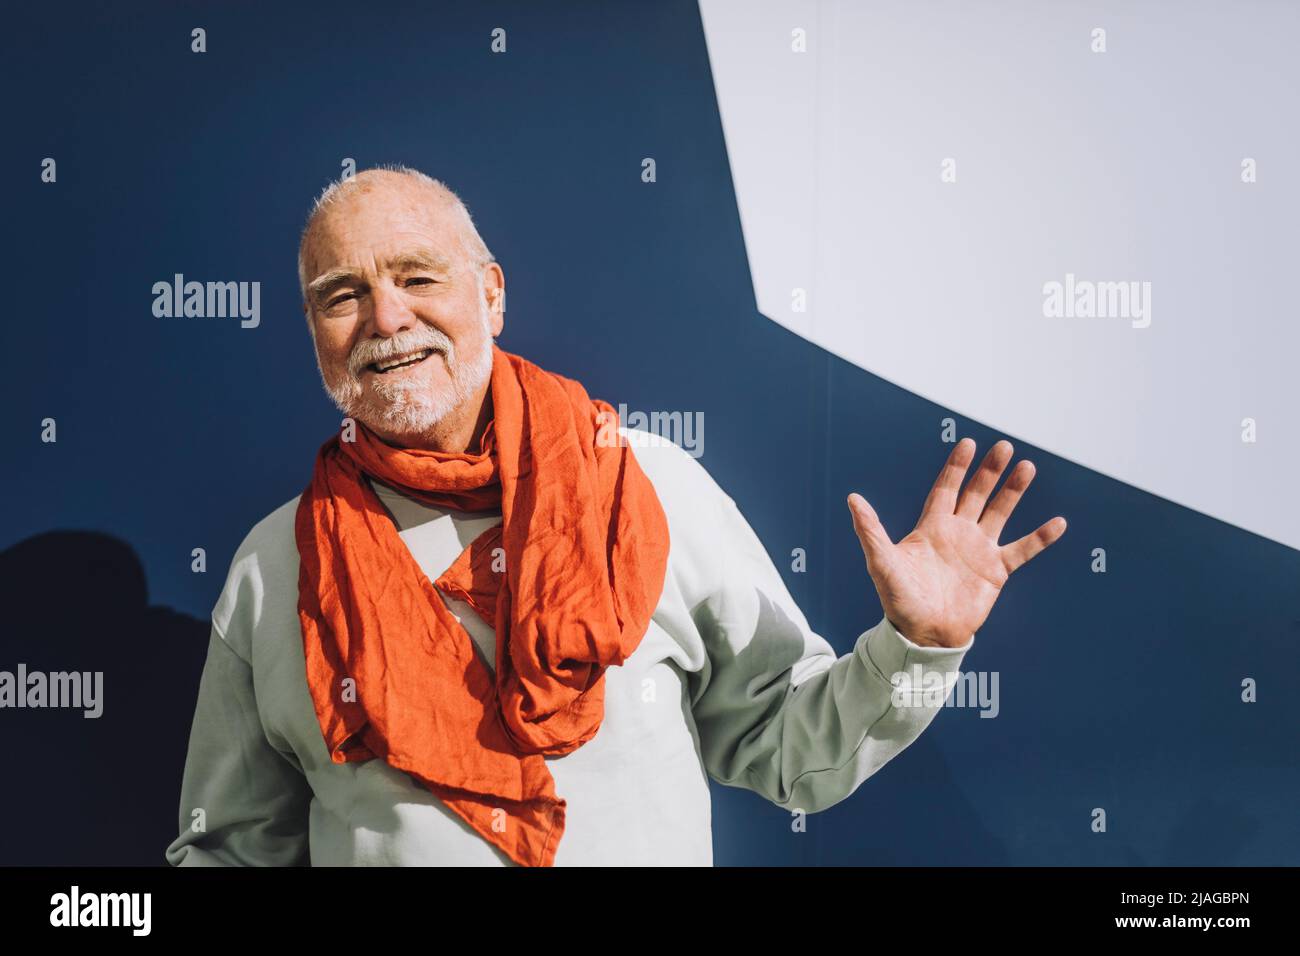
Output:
847,493,893,567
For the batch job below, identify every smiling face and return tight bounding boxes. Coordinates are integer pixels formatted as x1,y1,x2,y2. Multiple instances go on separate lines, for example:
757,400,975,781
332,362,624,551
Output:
301,171,504,448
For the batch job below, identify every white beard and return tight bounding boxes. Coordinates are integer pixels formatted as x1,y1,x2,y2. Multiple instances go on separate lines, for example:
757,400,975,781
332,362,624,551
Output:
314,302,494,439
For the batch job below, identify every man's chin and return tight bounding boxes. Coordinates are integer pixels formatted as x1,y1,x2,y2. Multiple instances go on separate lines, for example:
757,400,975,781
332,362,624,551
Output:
348,396,455,438
325,354,485,440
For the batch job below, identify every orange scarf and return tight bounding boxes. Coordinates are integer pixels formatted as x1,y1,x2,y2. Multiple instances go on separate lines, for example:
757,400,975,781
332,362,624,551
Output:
294,345,670,866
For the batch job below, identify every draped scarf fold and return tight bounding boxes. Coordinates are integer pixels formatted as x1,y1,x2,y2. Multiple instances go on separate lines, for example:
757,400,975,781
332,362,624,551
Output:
294,344,670,866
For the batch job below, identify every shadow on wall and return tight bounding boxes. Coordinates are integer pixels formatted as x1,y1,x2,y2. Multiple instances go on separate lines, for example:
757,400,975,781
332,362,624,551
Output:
0,531,209,865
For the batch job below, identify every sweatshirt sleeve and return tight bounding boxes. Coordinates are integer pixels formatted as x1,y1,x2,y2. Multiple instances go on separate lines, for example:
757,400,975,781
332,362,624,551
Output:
164,623,314,866
687,482,975,814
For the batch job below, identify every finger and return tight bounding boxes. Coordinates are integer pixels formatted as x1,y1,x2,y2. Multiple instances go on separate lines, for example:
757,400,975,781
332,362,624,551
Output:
847,493,893,567
955,439,1014,520
978,459,1036,540
1001,516,1067,573
920,437,977,517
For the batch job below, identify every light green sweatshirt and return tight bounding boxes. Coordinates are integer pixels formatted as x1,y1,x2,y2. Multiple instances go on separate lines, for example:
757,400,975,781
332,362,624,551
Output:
166,428,972,866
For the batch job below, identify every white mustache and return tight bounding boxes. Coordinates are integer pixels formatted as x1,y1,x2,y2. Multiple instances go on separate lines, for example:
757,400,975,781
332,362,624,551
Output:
348,328,453,377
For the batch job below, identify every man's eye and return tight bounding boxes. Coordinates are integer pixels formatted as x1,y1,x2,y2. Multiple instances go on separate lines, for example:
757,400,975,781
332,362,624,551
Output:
326,293,357,308
405,277,435,287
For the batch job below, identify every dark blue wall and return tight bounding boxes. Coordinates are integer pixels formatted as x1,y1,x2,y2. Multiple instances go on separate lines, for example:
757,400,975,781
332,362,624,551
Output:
3,0,1296,865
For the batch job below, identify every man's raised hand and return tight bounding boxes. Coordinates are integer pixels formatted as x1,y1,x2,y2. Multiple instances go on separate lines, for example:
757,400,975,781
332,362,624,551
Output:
847,438,1066,649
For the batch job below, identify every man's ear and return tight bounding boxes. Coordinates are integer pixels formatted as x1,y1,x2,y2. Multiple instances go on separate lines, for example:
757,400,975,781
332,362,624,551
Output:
484,262,506,337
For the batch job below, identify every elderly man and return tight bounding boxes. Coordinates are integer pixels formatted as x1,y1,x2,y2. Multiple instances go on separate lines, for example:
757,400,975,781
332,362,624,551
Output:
165,165,1065,867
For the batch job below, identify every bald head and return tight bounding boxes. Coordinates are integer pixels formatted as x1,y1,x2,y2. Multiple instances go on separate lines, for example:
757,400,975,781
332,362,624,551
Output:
298,165,494,301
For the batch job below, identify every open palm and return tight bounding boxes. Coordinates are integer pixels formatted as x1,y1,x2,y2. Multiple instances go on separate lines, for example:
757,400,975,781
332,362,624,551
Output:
848,438,1066,648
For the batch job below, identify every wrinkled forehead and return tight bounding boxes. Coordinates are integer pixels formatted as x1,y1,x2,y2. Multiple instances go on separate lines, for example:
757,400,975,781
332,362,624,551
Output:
303,181,468,279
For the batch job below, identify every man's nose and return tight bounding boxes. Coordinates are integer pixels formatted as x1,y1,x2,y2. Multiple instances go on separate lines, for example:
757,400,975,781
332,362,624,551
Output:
367,281,417,337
